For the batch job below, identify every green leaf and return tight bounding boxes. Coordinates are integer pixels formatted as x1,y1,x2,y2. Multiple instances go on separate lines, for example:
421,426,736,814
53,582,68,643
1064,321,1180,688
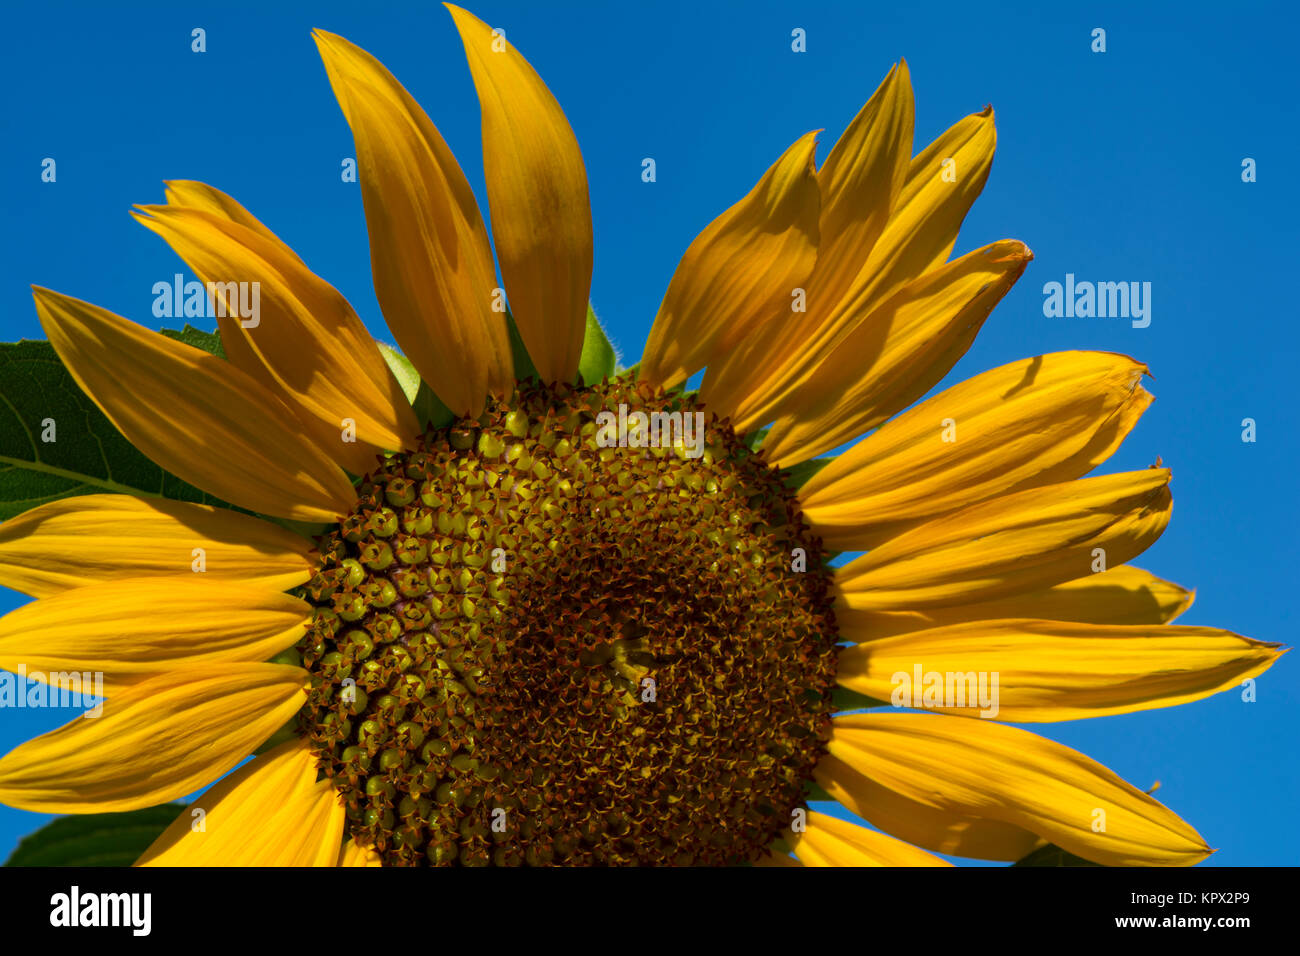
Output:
578,305,617,386
1012,843,1103,867
159,323,225,358
832,686,889,711
0,340,241,521
4,805,184,867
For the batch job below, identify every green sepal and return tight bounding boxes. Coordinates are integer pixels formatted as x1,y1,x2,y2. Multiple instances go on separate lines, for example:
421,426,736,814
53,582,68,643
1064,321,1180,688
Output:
578,305,618,386
832,686,889,712
1012,843,1103,867
0,339,242,521
804,779,833,802
4,805,184,867
377,341,454,430
505,309,539,382
781,455,834,490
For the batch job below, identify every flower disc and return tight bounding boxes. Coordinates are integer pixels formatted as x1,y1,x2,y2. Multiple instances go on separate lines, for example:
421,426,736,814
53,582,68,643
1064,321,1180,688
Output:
298,379,839,865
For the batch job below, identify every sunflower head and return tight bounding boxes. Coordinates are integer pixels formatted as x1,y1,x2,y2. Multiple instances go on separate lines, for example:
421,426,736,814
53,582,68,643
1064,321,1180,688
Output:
0,3,1282,871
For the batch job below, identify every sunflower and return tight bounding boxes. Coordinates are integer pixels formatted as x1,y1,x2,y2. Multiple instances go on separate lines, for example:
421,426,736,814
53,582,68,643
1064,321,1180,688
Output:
0,4,1282,868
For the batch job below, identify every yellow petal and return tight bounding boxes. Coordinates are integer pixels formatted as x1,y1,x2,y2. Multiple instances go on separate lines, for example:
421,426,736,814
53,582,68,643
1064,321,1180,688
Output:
799,351,1153,547
790,811,952,867
829,713,1212,866
721,109,1000,434
137,739,342,866
0,663,307,813
0,578,310,693
700,62,913,417
162,180,304,262
836,469,1173,611
446,4,593,384
32,287,355,522
808,62,914,317
837,618,1284,721
339,839,383,866
313,29,511,416
758,239,1031,458
816,753,1043,861
133,201,418,472
836,565,1195,640
0,494,314,598
639,130,820,391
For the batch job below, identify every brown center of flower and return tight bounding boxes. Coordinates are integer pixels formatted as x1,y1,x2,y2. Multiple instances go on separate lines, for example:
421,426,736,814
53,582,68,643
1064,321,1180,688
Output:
296,378,839,865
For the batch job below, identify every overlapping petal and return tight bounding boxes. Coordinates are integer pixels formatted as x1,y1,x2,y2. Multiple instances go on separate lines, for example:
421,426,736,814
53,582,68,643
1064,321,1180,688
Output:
137,739,343,866
0,494,314,598
32,288,355,522
0,578,310,692
701,63,912,416
815,753,1043,861
789,811,952,866
798,351,1153,546
314,28,512,416
714,108,1000,434
829,713,1212,865
134,198,418,473
0,663,307,813
836,469,1173,611
836,618,1283,721
639,131,820,390
446,4,593,384
836,565,1194,640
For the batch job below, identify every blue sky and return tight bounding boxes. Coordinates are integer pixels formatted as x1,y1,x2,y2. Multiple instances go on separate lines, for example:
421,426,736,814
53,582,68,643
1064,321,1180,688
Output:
0,0,1295,865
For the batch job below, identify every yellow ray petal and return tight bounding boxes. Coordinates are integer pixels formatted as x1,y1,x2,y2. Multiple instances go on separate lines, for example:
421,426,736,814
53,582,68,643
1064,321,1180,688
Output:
639,130,820,391
836,469,1173,611
0,663,307,813
836,565,1195,640
0,494,314,598
137,739,343,866
313,29,511,416
815,753,1043,861
446,4,593,384
0,578,310,693
757,239,1032,458
133,201,418,473
162,180,304,262
719,109,1000,434
339,839,383,866
799,352,1153,546
808,61,914,317
837,618,1284,722
700,62,912,417
829,713,1212,866
32,287,355,522
790,811,952,866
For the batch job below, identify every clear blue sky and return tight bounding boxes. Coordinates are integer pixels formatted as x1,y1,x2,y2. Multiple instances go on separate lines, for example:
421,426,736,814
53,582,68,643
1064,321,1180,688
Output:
0,0,1295,865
